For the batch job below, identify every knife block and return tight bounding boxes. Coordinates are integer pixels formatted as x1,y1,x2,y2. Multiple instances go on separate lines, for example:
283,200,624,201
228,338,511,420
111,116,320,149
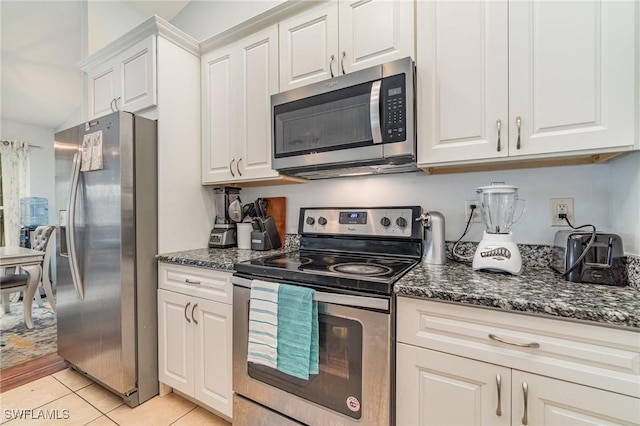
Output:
250,216,281,250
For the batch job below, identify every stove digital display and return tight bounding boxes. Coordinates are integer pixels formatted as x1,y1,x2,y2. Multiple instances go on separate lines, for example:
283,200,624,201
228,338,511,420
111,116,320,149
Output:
339,211,367,224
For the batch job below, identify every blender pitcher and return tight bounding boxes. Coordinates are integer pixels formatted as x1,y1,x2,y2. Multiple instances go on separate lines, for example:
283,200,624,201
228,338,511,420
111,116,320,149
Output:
476,182,526,234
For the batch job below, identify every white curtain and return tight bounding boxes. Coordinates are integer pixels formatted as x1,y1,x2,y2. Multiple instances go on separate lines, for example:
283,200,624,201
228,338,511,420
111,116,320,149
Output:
0,140,29,247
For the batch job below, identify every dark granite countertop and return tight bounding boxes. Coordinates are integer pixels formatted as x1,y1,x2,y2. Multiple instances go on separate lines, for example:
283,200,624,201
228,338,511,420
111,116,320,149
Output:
156,247,291,271
395,261,640,330
157,238,640,330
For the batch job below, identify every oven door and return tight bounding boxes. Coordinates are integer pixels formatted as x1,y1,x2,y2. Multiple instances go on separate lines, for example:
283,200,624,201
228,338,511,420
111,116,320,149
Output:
232,277,392,425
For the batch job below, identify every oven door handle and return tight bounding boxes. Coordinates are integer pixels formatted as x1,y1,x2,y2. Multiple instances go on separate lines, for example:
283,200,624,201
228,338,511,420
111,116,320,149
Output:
232,276,389,311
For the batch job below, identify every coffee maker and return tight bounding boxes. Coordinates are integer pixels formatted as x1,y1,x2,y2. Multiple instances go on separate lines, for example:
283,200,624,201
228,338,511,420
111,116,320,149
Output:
209,187,241,248
472,182,526,275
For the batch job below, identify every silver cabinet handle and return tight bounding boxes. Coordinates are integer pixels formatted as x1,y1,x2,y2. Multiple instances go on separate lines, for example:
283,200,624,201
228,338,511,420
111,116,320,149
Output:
191,303,198,325
496,119,502,152
112,96,121,112
516,116,522,149
184,301,191,323
229,158,235,177
340,51,346,75
110,99,116,112
496,374,502,416
489,334,540,348
329,55,335,78
370,81,382,144
237,157,242,177
185,279,201,285
522,382,529,425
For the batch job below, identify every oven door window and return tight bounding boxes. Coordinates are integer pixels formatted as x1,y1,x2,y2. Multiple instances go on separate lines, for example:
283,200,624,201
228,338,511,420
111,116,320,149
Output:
273,81,376,158
248,312,363,419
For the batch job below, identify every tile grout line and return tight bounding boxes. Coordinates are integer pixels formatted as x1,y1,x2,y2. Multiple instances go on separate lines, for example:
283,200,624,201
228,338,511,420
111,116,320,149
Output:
168,405,200,425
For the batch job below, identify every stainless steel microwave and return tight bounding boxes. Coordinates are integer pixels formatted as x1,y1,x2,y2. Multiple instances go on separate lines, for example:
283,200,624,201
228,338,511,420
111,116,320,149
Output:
271,57,416,179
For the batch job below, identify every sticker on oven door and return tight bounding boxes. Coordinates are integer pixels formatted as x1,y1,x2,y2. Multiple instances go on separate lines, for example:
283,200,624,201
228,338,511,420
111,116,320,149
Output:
346,396,360,412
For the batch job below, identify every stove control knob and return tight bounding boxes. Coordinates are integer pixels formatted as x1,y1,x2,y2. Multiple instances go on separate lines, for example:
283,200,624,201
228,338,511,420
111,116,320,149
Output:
380,217,391,227
396,217,408,228
318,217,328,226
306,216,315,225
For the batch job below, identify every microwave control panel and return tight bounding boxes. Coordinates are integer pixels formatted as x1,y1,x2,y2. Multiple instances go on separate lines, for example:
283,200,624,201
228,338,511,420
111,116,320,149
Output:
382,74,407,143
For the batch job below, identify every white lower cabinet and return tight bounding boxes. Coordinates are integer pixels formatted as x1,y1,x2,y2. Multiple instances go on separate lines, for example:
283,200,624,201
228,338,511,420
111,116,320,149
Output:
396,297,640,426
158,264,233,419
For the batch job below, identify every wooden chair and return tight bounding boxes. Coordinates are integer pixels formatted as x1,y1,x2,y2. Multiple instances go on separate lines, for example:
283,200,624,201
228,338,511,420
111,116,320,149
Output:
30,225,56,312
1,273,29,315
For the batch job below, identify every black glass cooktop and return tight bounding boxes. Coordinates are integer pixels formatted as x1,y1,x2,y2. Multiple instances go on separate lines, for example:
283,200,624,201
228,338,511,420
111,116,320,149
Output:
234,250,418,295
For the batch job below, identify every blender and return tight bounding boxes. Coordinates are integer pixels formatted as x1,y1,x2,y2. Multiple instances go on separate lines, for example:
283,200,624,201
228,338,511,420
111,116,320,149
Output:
472,182,525,275
208,187,241,248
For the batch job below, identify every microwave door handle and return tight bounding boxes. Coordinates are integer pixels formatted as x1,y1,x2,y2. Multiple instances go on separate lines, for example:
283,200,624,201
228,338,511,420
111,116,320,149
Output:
370,80,383,144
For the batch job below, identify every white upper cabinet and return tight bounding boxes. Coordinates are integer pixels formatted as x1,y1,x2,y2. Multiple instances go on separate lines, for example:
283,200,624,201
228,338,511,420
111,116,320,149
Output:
417,0,508,164
202,25,280,184
86,35,157,119
508,1,637,157
279,0,415,91
418,0,639,167
279,2,339,91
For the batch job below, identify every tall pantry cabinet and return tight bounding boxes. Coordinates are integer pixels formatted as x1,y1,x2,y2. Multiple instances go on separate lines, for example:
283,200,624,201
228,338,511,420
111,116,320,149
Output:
80,17,211,253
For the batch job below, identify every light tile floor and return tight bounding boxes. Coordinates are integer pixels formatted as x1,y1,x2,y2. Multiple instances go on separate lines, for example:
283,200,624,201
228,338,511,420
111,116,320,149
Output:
0,369,231,426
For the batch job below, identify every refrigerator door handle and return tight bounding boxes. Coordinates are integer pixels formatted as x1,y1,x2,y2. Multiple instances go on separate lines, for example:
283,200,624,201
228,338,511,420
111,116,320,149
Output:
67,152,84,300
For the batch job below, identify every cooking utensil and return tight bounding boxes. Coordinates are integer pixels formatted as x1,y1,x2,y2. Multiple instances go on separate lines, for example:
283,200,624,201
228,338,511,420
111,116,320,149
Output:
254,199,267,219
228,198,243,223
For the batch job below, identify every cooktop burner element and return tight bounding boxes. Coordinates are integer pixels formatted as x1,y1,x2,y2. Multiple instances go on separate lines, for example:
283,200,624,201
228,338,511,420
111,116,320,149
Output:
328,263,393,276
233,206,423,295
266,255,312,268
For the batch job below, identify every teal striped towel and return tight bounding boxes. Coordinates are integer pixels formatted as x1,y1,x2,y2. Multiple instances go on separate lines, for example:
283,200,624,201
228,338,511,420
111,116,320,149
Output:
247,280,280,368
276,284,319,380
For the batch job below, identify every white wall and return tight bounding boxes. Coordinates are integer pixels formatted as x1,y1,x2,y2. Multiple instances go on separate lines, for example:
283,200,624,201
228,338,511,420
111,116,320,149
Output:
1,119,56,225
610,151,640,255
242,156,640,255
170,0,286,41
87,0,147,55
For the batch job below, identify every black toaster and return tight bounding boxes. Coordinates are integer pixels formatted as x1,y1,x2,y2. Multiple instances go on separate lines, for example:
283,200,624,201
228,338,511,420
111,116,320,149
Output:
551,230,627,286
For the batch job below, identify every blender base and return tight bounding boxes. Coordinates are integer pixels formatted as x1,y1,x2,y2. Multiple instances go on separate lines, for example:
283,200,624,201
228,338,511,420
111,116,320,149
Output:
472,231,522,275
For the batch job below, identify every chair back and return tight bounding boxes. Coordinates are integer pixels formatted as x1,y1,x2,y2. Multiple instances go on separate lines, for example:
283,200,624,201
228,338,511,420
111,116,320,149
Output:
32,226,54,252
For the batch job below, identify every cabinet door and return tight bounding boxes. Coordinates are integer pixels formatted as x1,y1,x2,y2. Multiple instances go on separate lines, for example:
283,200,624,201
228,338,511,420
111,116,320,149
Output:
236,26,280,181
338,0,414,74
279,1,339,91
87,63,118,119
118,35,157,114
508,0,638,156
512,370,640,426
201,46,237,184
396,343,511,426
416,0,509,166
158,289,194,395
193,299,233,418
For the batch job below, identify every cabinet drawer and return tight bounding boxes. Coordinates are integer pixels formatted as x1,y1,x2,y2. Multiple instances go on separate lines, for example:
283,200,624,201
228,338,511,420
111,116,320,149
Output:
397,297,640,398
158,263,232,304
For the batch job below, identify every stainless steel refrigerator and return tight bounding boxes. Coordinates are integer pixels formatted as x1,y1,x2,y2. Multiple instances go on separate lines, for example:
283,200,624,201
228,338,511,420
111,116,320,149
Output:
55,111,158,406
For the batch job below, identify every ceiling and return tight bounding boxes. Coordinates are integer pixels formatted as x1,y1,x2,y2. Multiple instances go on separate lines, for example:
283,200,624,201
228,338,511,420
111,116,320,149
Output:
0,0,190,131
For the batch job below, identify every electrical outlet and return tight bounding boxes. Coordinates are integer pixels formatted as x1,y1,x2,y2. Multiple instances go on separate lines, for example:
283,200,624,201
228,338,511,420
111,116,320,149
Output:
550,197,574,226
465,200,481,223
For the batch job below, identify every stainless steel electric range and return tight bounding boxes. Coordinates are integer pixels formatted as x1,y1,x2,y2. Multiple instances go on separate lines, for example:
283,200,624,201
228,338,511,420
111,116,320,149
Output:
232,206,423,426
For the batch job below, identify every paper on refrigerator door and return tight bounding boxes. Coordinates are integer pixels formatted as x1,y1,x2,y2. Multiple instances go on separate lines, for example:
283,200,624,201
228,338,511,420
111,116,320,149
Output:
90,130,103,170
80,134,92,171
